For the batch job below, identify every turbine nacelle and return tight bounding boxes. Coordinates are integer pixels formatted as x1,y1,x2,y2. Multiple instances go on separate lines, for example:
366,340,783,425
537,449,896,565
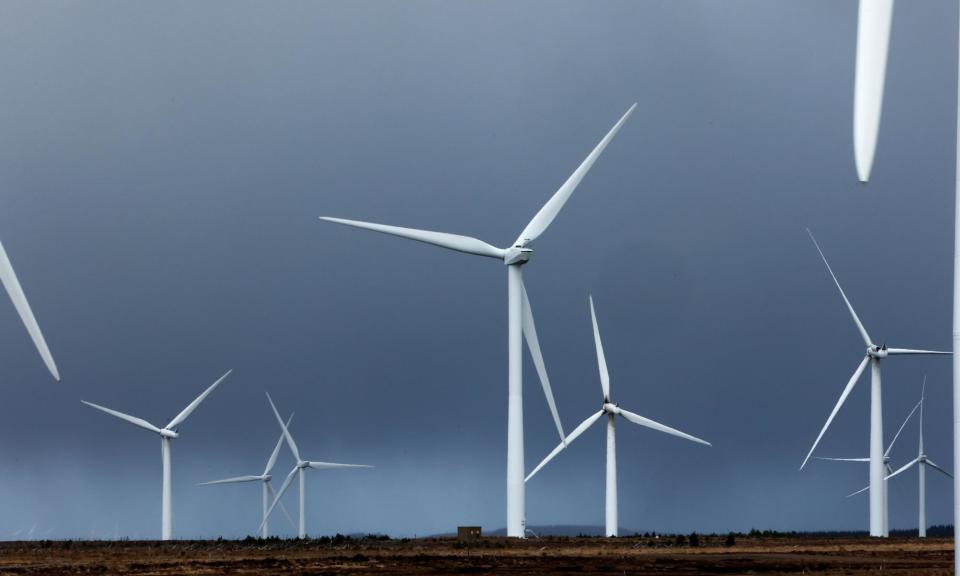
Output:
868,345,888,359
159,429,179,439
503,246,532,266
296,460,309,469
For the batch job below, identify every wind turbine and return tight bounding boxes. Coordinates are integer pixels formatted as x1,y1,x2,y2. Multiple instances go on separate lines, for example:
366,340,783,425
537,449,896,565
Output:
885,378,954,538
800,229,949,537
0,239,59,380
847,0,960,561
524,296,711,537
815,394,921,537
82,369,232,540
261,393,372,538
198,413,298,538
319,103,636,537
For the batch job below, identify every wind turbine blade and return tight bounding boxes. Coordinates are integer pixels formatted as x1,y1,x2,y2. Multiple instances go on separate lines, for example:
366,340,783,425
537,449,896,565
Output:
520,279,564,443
514,103,637,247
266,393,301,462
166,369,232,429
800,355,871,470
525,442,566,484
885,457,920,481
307,462,373,470
847,484,870,498
853,0,894,182
814,457,870,462
259,467,297,533
81,400,162,435
264,413,294,476
885,400,921,458
0,240,59,380
615,407,711,446
566,410,607,447
926,459,954,479
267,482,298,531
197,475,263,486
885,348,952,356
589,296,611,401
806,229,872,347
319,217,504,260
525,409,605,482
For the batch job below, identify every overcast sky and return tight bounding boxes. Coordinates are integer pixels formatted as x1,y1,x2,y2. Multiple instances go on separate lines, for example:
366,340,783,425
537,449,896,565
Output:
0,0,957,539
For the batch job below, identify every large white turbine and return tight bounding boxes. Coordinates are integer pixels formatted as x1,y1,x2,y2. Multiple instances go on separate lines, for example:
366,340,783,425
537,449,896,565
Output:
261,393,372,538
82,369,232,540
800,230,949,537
815,395,920,536
885,378,954,538
198,413,298,538
0,239,59,380
319,104,636,537
525,296,710,537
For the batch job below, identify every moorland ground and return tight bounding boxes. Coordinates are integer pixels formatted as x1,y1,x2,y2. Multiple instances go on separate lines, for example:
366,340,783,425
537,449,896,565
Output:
0,534,952,575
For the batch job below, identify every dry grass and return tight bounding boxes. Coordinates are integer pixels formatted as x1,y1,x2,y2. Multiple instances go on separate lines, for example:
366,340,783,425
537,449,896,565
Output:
0,535,952,575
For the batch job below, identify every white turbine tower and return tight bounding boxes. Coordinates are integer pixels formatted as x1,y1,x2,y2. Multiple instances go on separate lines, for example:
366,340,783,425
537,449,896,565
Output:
885,378,954,538
198,413,298,538
261,393,372,538
82,369,232,540
319,104,636,537
800,230,949,537
0,239,59,380
525,296,711,537
815,396,920,537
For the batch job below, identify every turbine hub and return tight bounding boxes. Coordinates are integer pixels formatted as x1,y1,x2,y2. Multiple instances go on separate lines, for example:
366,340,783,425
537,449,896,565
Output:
160,429,179,439
297,461,309,469
503,246,532,266
263,475,272,482
602,402,617,414
867,345,887,359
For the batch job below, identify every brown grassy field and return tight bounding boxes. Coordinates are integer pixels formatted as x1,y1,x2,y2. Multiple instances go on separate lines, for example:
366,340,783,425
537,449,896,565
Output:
0,535,952,575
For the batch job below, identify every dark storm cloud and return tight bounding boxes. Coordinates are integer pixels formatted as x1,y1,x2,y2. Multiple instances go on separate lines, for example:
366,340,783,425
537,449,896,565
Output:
0,0,956,538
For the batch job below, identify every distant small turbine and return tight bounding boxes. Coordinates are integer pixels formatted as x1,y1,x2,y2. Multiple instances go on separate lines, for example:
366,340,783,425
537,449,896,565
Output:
198,413,298,538
261,393,372,538
525,296,711,537
884,377,954,538
0,239,59,380
800,230,949,537
815,392,919,536
82,369,232,540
